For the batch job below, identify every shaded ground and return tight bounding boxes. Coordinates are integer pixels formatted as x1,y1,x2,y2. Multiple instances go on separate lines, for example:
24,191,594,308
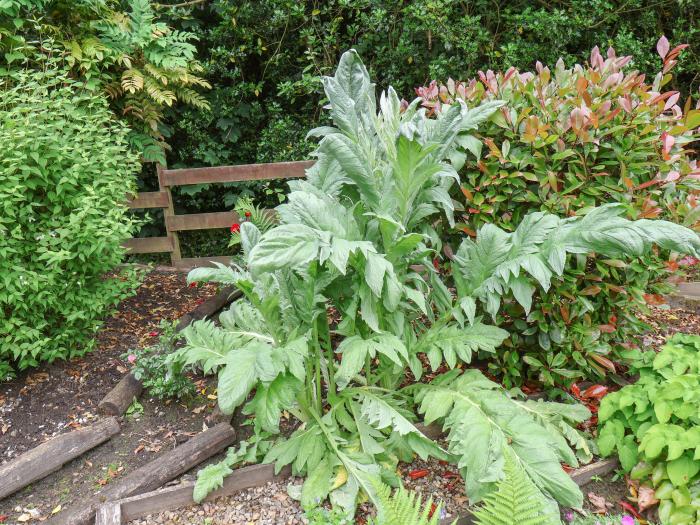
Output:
0,269,217,522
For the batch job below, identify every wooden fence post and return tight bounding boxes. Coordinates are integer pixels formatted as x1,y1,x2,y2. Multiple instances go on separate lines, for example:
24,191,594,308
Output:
157,163,181,266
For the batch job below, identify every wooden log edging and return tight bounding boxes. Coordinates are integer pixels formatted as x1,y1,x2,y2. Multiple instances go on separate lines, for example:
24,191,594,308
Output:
98,374,144,416
97,286,241,417
0,417,121,501
94,456,618,525
49,422,237,525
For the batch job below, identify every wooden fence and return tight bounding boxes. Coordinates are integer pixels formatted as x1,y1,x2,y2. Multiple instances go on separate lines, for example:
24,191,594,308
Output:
124,160,314,269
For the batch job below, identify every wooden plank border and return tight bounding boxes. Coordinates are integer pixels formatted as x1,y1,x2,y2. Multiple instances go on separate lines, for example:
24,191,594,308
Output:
161,160,313,187
96,457,618,524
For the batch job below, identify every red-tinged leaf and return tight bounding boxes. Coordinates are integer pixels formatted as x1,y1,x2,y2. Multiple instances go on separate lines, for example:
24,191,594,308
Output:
560,304,570,324
657,35,670,59
580,285,602,296
663,170,680,183
442,471,460,479
643,293,666,305
665,260,680,271
0,516,7,523
461,226,476,237
582,385,609,399
428,502,438,518
599,324,616,333
571,383,581,398
408,469,429,480
562,464,574,473
618,500,643,519
666,44,690,61
460,186,474,201
665,92,680,110
590,354,616,373
633,178,661,191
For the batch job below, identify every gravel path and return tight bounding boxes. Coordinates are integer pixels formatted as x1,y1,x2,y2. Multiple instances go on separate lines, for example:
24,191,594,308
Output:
129,480,308,525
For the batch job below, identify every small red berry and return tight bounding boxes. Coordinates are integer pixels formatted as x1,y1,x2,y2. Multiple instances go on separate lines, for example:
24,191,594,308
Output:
189,282,197,288
230,223,240,233
244,211,251,218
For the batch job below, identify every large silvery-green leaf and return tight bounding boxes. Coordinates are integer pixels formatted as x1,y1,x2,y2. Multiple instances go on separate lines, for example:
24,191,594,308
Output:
412,370,584,508
416,322,509,371
454,205,700,316
321,48,376,140
248,224,321,276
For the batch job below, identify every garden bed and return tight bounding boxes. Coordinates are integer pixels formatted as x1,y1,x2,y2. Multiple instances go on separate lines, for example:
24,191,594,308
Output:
0,269,220,522
2,268,699,524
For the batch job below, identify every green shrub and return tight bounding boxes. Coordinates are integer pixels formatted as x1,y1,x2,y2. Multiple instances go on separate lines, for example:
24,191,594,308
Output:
1,0,210,162
123,320,196,400
0,68,140,378
598,334,700,525
418,40,700,387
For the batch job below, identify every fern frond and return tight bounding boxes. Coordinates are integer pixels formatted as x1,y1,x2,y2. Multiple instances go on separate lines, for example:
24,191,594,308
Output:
235,196,279,234
121,68,144,93
143,76,176,106
472,448,559,525
371,485,448,525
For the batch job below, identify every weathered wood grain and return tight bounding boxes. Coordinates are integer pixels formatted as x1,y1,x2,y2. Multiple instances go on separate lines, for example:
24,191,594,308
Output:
117,463,292,521
126,191,169,209
162,160,313,187
97,373,144,417
0,417,120,500
94,502,121,525
122,236,174,254
47,423,237,525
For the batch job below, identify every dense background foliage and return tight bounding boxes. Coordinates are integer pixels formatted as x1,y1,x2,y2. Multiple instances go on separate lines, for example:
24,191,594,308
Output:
0,68,140,379
164,0,699,171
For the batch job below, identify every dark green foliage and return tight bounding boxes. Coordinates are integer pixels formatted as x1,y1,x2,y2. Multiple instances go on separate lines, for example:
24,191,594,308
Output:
164,0,699,172
417,40,700,387
0,68,141,378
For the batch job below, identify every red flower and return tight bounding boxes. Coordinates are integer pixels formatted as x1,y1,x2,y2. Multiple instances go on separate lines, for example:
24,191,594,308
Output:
148,331,158,337
244,211,252,218
230,223,240,233
189,282,197,288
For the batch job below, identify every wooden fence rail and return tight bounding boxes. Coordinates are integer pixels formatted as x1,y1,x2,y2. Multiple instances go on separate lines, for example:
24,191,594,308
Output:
125,160,313,269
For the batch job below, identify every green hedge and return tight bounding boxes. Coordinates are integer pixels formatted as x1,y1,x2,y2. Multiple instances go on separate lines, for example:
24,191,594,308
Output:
164,0,699,173
0,69,140,378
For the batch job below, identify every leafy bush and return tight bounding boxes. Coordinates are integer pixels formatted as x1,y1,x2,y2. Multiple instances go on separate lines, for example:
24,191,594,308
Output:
123,320,196,400
0,68,140,378
177,51,700,517
598,334,700,524
1,0,210,161
417,40,700,387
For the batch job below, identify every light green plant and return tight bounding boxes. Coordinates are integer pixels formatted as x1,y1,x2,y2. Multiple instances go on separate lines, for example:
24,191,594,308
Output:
472,448,559,525
0,67,140,378
176,50,700,517
371,485,448,525
598,334,700,524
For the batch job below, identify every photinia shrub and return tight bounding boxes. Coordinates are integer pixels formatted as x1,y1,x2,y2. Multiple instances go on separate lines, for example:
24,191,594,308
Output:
0,68,140,379
418,38,700,387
